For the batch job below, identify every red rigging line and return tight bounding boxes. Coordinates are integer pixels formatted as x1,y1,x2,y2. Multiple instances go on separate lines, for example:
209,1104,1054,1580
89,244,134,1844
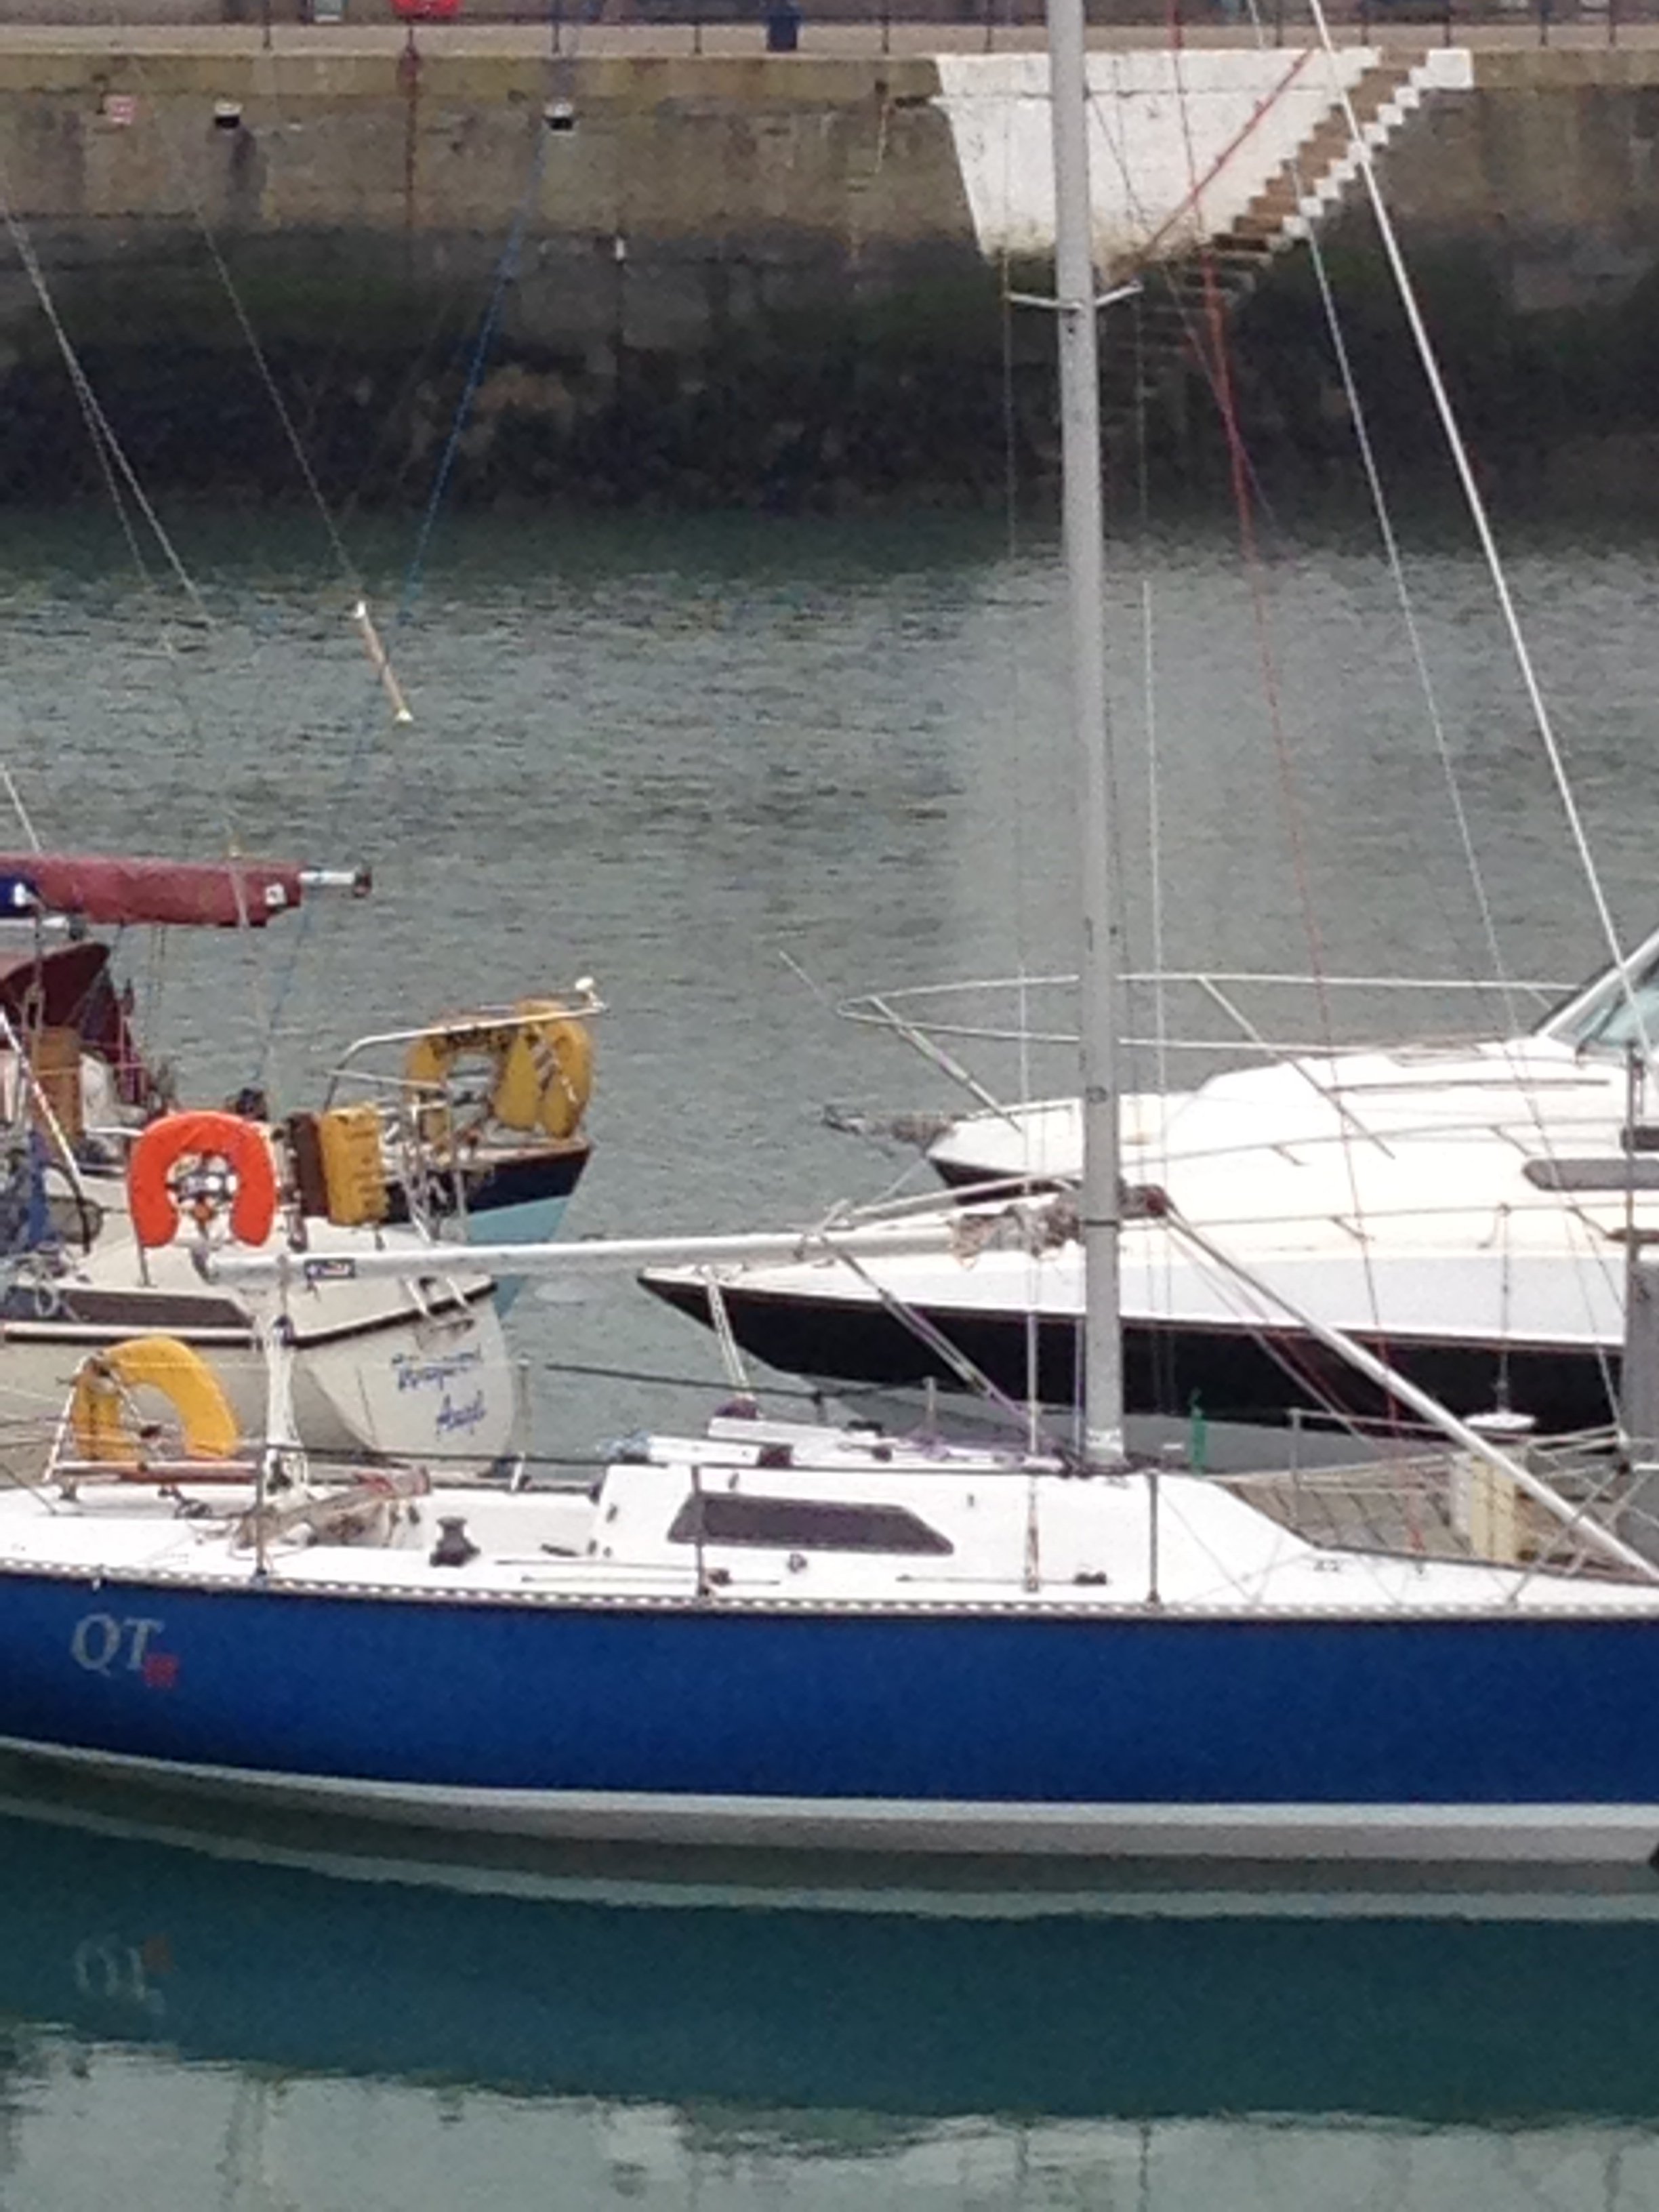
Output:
1155,24,1397,1384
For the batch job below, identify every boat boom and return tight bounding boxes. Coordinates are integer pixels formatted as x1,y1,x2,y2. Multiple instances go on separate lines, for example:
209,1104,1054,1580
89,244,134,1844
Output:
197,1220,957,1290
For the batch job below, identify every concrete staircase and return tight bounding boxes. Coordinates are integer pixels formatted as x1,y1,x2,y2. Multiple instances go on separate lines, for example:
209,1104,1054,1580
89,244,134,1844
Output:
1100,47,1463,449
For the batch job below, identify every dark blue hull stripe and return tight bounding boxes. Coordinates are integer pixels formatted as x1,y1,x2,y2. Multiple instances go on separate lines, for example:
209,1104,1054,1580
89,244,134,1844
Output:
642,1278,1625,1435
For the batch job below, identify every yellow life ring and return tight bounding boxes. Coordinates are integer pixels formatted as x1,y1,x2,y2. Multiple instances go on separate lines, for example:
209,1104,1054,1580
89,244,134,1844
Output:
405,1002,593,1145
69,1334,241,1464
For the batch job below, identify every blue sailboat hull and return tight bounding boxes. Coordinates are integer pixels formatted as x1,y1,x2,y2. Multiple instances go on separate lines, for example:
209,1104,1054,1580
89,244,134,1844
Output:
8,1570,1659,1861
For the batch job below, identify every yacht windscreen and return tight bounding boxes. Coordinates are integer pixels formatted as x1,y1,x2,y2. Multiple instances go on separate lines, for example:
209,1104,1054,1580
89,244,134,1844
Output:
668,1492,954,1555
1549,944,1659,1056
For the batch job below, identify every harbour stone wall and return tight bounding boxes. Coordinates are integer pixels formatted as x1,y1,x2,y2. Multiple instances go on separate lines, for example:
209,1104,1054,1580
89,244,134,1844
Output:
2,39,1659,504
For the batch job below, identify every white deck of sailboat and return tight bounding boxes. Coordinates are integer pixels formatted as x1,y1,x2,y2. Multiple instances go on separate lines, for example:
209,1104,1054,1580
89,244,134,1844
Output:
35,1167,496,1332
6,1417,1658,1618
649,1034,1654,1350
928,1031,1633,1186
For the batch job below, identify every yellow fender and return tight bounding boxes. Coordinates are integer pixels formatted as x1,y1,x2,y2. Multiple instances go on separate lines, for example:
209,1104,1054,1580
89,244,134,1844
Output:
70,1334,241,1464
405,1002,594,1145
492,1004,594,1141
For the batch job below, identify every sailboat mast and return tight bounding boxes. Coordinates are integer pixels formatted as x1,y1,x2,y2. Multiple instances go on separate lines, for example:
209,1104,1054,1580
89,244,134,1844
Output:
1048,0,1124,1467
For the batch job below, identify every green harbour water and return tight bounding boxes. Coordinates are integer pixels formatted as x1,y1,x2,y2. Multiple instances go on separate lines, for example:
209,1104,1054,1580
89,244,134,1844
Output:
3,497,1659,2201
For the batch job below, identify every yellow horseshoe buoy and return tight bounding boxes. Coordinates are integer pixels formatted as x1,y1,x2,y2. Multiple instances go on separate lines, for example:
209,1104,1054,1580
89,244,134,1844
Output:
405,1002,593,1145
70,1334,241,1464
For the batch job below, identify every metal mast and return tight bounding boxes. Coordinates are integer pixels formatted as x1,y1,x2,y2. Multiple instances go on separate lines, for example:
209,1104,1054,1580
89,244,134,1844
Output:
1048,0,1124,1467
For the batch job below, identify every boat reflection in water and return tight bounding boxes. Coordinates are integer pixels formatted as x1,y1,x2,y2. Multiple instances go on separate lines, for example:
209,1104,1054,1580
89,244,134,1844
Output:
5,1757,1659,2193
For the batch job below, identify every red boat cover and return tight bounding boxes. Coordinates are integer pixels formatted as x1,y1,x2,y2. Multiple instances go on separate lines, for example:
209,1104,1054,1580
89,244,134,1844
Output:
0,941,152,1107
0,855,306,930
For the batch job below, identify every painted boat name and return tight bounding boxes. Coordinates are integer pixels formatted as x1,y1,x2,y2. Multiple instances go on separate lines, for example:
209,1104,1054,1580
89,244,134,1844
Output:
71,1612,178,1686
392,1346,484,1394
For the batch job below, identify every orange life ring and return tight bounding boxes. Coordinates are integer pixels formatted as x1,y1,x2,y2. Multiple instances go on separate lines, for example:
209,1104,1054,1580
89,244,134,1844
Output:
127,1109,280,1250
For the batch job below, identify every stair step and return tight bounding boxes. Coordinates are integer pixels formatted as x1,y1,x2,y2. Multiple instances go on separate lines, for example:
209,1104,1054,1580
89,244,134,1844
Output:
1227,56,1426,247
1092,51,1440,422
1140,283,1235,309
1151,283,1253,312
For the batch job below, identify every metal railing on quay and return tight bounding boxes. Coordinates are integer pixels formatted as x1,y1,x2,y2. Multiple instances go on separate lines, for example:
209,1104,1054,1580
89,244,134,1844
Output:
30,1,1659,54
508,0,1659,53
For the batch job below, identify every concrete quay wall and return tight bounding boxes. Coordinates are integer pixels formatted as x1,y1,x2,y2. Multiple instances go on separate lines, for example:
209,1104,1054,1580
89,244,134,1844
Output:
1,33,1658,501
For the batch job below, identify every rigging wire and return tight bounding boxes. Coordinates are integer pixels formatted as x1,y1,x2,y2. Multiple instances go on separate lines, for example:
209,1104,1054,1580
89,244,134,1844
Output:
0,147,253,1086
398,129,551,628
1282,119,1620,1429
991,75,1048,1452
1155,15,1394,1397
0,171,211,628
1092,52,1484,1013
1307,0,1652,1069
249,123,553,1092
85,7,417,1097
1128,292,1181,1420
0,767,43,854
1134,0,1620,1434
1084,73,1282,530
1300,219,1515,1030
1070,52,1628,1442
76,6,549,1093
1170,16,1631,1431
0,58,319,1086
96,6,363,596
1141,41,1622,1456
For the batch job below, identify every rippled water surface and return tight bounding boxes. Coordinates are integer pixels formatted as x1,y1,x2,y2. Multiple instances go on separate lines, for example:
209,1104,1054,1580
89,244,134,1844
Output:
4,497,1659,2200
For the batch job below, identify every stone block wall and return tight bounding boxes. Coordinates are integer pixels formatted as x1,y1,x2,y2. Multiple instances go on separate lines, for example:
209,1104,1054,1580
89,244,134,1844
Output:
0,41,1655,503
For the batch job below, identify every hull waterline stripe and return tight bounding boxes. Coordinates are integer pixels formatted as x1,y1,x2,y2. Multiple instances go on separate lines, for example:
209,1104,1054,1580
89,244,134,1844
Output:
3,1739,1657,1866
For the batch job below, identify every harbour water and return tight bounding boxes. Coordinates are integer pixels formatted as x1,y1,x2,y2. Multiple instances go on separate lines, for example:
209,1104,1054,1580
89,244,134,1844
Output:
6,1772,1659,2207
3,497,1659,2196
